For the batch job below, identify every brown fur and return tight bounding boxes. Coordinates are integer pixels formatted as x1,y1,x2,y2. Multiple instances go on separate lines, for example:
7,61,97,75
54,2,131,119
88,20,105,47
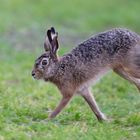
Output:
32,27,140,121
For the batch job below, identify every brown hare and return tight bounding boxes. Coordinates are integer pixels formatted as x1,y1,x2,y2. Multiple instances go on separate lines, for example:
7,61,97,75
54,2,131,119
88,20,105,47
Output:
32,27,140,121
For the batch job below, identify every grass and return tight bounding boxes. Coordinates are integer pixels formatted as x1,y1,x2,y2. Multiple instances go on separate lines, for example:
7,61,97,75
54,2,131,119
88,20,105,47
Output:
0,0,140,139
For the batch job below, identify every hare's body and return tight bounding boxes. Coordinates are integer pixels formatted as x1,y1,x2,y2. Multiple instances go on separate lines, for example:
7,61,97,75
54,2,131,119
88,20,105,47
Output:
45,28,140,91
32,28,140,121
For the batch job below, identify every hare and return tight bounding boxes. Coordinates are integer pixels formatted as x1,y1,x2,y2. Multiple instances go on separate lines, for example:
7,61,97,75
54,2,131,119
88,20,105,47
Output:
32,27,140,121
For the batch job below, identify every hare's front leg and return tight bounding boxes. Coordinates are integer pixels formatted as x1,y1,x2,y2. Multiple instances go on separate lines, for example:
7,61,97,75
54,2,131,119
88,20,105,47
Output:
79,87,107,121
48,95,73,119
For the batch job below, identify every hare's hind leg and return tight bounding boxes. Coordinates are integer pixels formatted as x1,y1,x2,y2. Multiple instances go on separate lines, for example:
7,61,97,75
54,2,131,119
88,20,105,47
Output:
113,67,140,92
78,87,107,121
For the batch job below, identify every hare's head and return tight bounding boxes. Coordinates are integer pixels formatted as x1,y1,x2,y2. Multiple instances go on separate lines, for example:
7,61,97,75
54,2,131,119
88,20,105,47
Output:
32,27,59,80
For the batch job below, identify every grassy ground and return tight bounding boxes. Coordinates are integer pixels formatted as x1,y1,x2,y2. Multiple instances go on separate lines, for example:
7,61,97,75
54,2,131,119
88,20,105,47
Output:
0,0,140,139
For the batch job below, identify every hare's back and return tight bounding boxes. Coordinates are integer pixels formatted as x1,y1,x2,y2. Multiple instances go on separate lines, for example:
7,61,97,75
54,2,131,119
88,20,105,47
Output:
72,28,139,65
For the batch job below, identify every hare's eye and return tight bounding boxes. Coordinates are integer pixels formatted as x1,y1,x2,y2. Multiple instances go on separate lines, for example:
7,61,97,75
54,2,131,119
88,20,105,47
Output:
42,59,48,66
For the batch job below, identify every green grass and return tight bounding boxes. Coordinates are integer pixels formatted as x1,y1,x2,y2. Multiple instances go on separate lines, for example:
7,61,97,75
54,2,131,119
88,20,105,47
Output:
0,0,140,139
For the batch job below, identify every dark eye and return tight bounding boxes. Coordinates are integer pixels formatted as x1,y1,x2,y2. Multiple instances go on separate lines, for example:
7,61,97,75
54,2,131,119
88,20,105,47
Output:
42,59,48,65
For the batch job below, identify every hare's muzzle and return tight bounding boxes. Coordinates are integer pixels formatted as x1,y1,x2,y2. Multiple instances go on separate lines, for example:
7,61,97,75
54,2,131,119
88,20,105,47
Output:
31,71,35,78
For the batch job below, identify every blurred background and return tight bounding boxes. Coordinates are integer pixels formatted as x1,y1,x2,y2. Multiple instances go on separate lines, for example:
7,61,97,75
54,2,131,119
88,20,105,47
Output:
1,0,140,51
0,0,140,139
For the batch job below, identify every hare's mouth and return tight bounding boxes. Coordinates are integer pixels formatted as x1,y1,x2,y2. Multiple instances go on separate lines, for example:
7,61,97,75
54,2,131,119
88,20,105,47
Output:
32,73,42,80
32,75,39,80
33,76,41,80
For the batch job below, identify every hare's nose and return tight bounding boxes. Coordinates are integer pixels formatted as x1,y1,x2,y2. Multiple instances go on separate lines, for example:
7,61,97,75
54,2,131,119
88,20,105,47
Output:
32,71,35,77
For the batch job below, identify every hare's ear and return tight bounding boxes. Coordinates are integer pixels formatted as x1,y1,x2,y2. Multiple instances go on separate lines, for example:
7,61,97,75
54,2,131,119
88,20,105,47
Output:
44,29,52,52
50,27,59,55
44,27,59,55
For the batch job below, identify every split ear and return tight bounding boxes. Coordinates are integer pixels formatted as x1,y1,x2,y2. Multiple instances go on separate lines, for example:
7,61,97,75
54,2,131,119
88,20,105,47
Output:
44,27,59,56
